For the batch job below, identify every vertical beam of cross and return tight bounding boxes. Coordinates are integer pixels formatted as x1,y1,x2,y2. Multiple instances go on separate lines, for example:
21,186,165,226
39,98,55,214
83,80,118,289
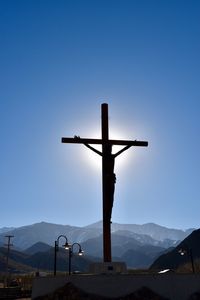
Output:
61,103,148,263
102,103,112,261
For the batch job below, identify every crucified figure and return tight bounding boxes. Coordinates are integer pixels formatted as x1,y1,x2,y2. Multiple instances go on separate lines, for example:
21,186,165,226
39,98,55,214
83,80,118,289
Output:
84,143,131,223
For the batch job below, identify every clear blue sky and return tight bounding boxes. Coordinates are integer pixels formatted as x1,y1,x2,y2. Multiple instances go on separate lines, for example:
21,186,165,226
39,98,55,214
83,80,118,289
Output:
0,0,199,229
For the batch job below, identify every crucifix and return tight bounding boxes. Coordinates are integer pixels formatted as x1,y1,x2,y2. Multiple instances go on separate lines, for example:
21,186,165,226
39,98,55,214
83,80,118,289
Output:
62,103,148,262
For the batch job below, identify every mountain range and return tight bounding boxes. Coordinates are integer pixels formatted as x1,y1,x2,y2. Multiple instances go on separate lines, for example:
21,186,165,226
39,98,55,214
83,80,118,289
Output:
0,221,194,250
0,221,196,272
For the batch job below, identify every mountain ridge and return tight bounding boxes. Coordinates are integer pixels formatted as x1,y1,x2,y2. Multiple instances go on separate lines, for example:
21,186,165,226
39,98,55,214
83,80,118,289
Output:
0,223,199,272
0,221,196,251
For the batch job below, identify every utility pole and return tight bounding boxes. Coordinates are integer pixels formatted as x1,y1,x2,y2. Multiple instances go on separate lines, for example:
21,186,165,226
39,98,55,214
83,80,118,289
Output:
4,235,14,287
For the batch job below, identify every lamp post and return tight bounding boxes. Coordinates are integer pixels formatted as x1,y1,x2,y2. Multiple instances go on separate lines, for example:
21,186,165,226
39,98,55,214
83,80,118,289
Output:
68,243,84,275
54,235,70,276
178,246,195,273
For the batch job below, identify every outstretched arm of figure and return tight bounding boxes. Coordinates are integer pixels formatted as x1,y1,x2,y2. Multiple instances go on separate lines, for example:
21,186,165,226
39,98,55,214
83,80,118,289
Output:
84,144,102,156
113,145,132,158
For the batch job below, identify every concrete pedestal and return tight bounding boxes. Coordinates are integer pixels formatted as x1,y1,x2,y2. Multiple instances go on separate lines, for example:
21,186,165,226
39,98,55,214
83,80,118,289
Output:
89,262,127,274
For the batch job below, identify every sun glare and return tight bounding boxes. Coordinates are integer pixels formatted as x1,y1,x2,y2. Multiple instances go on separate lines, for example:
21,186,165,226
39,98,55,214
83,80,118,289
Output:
81,128,133,172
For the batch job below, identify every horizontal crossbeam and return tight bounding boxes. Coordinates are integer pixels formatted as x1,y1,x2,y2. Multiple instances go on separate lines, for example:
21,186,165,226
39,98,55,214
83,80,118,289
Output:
61,137,148,147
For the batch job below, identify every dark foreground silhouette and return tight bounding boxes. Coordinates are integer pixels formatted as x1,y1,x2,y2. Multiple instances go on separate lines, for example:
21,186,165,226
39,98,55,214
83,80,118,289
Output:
35,282,169,300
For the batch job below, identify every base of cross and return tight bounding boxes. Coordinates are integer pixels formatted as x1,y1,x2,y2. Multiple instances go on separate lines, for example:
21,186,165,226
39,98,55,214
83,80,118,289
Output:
89,262,127,274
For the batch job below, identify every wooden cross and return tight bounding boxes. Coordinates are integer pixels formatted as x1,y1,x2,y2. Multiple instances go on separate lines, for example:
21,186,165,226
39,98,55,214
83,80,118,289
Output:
62,103,148,262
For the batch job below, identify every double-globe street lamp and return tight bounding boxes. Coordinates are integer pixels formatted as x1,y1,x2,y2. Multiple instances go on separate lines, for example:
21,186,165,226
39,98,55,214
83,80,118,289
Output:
54,236,84,276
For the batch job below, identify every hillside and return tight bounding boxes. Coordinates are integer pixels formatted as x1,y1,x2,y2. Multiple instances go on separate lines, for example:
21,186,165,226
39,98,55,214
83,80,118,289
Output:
25,242,52,255
81,233,166,268
0,246,94,273
0,247,35,273
0,222,102,250
150,229,200,272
